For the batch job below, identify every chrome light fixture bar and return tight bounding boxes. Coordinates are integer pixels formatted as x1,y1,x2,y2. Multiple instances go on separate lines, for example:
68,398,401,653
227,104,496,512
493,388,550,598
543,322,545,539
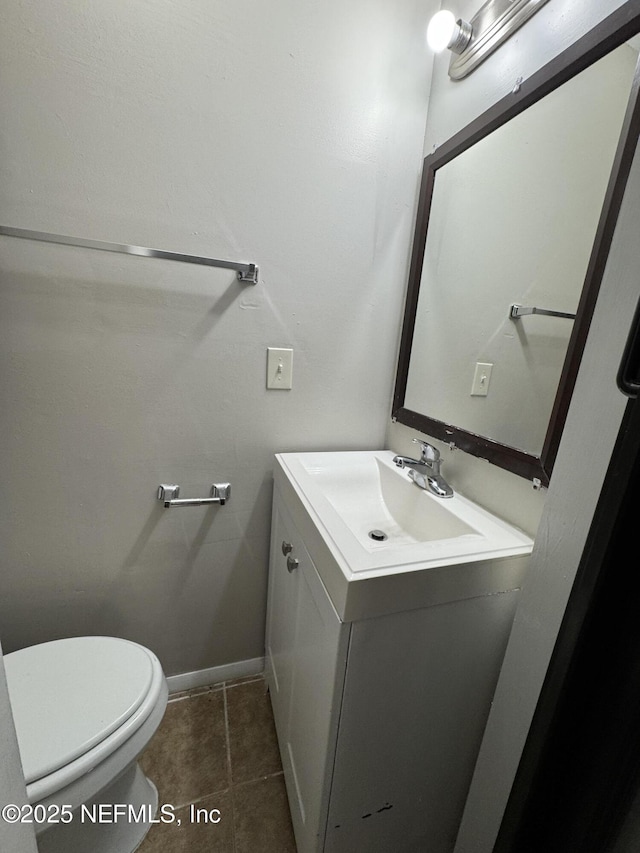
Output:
427,0,551,80
0,225,259,283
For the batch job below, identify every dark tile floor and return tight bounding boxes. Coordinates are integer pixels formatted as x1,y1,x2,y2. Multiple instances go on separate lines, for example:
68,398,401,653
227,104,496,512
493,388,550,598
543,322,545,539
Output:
137,675,297,852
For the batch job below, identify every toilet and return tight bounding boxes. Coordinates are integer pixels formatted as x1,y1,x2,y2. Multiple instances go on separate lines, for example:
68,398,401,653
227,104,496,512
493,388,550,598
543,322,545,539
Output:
4,636,168,853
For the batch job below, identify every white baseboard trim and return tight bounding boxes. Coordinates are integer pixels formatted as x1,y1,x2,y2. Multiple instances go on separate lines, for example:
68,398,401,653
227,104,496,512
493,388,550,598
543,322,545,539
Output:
166,656,265,694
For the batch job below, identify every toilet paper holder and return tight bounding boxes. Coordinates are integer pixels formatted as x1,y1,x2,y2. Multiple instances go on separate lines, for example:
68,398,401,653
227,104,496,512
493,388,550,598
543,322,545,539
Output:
157,483,231,508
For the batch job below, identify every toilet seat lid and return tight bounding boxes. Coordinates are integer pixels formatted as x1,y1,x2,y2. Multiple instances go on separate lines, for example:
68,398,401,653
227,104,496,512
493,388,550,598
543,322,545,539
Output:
4,636,156,784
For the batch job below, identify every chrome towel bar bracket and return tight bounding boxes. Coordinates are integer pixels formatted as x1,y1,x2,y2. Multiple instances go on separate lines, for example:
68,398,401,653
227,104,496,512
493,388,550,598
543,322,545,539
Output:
0,226,259,284
510,304,576,320
157,483,231,508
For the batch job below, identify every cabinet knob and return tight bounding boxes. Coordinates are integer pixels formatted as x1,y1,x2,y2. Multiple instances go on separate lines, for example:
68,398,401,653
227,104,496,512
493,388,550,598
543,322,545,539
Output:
286,555,300,573
282,541,293,556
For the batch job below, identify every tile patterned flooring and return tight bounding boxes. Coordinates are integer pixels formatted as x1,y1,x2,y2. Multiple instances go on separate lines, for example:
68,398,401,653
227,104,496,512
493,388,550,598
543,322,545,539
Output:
137,675,297,852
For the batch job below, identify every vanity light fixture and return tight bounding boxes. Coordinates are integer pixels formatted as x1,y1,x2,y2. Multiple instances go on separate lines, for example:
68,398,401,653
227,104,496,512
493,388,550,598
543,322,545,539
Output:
427,0,551,80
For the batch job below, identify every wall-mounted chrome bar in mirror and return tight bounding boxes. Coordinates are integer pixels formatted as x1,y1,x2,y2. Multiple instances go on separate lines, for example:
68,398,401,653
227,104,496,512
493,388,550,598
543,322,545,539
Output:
510,305,577,320
157,483,231,508
0,225,259,283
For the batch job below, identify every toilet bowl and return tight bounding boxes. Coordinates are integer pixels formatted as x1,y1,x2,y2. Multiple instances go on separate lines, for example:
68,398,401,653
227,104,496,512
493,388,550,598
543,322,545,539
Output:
4,636,168,853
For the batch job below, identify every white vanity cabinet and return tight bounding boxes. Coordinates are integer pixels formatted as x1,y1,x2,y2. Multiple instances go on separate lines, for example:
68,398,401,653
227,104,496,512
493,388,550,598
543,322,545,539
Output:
265,494,350,853
265,476,526,853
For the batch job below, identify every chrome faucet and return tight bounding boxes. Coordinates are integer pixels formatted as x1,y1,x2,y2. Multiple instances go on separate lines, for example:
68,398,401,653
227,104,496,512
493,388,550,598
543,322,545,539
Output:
392,439,453,499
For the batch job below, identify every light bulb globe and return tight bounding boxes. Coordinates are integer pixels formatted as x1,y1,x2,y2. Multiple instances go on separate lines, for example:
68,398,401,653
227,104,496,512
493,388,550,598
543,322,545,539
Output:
427,10,457,52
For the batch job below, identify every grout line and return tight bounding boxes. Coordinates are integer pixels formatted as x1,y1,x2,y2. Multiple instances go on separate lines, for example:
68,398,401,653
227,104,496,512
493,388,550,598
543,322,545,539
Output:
223,674,265,689
169,677,263,703
168,684,225,703
186,786,232,807
232,770,285,790
222,684,237,853
223,685,233,783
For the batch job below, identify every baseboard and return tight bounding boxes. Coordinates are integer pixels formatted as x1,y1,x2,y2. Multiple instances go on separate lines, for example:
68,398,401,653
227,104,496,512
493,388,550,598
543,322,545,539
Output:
166,656,265,694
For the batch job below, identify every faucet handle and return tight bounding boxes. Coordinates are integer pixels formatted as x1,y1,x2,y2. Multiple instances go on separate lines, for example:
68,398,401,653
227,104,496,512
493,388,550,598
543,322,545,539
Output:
412,438,440,462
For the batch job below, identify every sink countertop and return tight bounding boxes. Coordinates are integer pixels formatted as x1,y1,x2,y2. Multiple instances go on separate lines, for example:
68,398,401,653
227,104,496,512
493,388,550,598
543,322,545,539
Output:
274,450,534,622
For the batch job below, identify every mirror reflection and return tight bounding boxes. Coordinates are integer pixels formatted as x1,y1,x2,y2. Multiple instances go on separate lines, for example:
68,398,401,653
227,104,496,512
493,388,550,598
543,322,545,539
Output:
399,41,638,470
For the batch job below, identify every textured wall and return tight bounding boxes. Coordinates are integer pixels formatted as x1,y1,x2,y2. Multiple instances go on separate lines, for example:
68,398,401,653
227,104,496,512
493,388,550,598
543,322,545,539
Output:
0,0,438,674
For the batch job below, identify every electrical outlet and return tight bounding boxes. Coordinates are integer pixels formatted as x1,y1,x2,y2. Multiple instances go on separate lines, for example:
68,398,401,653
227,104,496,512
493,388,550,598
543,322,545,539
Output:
471,362,493,396
267,348,293,389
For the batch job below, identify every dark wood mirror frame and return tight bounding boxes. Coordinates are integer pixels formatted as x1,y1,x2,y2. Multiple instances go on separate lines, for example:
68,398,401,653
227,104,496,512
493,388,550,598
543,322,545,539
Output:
392,4,640,487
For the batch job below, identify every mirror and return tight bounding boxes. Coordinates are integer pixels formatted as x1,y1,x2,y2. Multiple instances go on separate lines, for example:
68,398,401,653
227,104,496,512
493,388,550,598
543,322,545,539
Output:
393,15,640,485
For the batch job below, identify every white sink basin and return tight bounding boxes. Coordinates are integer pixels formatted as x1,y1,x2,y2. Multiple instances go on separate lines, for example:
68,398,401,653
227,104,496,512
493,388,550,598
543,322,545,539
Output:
277,450,532,575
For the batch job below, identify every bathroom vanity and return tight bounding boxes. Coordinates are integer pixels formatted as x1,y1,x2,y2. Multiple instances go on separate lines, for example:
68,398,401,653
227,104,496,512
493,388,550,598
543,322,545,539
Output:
265,451,533,853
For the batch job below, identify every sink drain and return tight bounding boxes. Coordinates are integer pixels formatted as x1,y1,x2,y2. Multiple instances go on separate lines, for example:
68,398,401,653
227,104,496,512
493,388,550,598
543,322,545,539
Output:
368,529,388,542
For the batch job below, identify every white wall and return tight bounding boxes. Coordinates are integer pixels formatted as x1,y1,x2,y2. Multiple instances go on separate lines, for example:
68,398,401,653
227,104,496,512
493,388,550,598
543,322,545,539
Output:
0,0,438,675
388,0,631,535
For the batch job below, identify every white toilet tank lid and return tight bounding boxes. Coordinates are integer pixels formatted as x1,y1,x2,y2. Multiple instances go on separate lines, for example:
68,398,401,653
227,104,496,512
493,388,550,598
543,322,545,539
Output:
4,636,157,785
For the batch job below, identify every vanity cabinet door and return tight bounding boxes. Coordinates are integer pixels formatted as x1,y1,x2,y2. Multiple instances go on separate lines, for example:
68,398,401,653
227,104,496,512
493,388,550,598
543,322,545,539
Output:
265,498,299,736
265,490,350,853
